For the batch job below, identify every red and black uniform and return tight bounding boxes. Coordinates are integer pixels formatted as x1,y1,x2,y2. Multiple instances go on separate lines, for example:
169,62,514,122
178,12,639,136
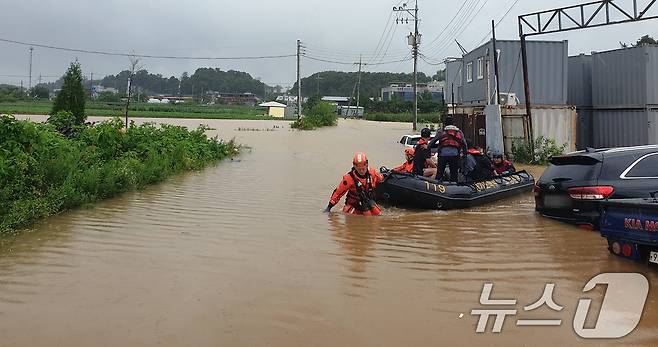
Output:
436,126,467,182
464,148,494,181
494,160,516,176
328,168,384,216
413,138,431,176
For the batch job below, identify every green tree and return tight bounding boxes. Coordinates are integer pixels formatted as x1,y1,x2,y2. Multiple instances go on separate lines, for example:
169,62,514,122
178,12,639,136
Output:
303,95,321,114
432,69,446,81
0,85,27,102
636,35,657,46
29,85,50,99
51,62,86,123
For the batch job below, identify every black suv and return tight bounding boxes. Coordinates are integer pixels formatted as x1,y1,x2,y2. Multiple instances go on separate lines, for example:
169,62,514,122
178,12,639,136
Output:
535,145,658,228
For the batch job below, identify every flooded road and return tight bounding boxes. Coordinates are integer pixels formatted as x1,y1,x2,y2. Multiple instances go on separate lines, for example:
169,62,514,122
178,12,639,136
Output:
2,116,658,346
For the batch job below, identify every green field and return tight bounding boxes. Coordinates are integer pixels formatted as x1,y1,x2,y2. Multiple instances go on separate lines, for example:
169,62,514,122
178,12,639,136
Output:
0,101,277,120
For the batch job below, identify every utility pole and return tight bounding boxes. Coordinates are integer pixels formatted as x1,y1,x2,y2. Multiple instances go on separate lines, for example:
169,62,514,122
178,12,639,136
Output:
125,55,140,128
315,74,323,96
394,1,420,131
355,55,363,117
297,39,302,121
491,20,501,105
38,74,42,85
28,47,33,91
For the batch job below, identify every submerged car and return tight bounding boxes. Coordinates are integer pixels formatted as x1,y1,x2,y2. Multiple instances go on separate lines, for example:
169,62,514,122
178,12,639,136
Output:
534,145,658,228
400,134,422,148
399,133,438,159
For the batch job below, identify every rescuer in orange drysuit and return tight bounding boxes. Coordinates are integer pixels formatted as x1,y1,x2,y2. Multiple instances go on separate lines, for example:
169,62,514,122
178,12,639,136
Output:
392,147,415,174
324,152,384,216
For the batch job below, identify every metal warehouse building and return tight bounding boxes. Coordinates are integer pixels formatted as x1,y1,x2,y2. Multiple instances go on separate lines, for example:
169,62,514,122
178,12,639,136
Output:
446,40,569,107
446,39,576,153
568,44,658,148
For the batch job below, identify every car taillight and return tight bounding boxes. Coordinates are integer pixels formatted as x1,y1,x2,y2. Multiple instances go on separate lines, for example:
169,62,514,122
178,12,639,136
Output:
567,186,615,200
533,184,540,196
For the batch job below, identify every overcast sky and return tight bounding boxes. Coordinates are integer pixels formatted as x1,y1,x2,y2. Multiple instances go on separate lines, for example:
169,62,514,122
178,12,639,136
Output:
1,0,656,88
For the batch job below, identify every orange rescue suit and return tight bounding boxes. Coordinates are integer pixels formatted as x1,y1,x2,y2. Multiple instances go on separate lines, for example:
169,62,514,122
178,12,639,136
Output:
392,161,414,174
329,168,384,216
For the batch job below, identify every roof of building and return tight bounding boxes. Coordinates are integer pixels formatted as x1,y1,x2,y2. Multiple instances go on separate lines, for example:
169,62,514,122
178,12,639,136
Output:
322,96,350,102
259,101,287,108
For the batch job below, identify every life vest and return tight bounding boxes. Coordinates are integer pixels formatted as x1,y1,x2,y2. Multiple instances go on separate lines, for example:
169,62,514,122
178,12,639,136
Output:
494,160,514,175
439,126,464,149
345,169,378,211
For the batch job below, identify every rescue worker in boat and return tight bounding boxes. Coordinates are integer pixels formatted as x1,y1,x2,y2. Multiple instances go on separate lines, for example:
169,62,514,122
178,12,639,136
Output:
392,147,415,174
462,139,494,182
431,116,468,182
324,152,384,216
412,128,438,178
492,153,516,176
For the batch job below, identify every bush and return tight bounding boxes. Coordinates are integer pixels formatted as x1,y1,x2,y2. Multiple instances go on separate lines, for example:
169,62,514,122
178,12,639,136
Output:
512,136,566,165
291,101,337,130
0,115,239,233
46,111,79,135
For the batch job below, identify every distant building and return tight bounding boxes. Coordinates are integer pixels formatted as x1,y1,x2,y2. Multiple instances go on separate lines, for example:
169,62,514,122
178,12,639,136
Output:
321,96,351,107
205,92,259,106
339,106,364,118
223,93,259,106
276,95,309,104
90,85,118,99
381,81,445,102
259,101,287,118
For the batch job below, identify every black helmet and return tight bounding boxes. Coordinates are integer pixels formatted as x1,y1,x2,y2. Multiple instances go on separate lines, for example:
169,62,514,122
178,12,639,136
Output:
493,153,503,160
444,116,454,126
421,128,432,138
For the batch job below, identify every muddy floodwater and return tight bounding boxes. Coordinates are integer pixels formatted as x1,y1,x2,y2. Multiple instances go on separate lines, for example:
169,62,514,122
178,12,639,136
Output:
2,116,658,346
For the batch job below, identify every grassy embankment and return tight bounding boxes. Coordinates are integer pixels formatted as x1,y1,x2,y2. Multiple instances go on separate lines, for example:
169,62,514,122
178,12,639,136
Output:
0,100,276,120
0,115,239,234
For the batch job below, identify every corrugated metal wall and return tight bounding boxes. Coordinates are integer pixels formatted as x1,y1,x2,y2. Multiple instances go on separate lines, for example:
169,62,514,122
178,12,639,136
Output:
649,110,658,144
570,45,658,148
576,109,593,150
445,59,462,104
568,54,593,107
592,47,649,108
501,106,577,153
647,47,658,106
460,40,568,107
593,110,649,148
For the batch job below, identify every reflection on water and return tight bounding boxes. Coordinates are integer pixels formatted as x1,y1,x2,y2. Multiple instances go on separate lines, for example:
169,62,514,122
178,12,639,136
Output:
2,116,657,346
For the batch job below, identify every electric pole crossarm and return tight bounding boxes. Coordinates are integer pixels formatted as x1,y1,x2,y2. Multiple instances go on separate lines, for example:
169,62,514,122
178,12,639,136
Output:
519,0,658,37
393,0,420,132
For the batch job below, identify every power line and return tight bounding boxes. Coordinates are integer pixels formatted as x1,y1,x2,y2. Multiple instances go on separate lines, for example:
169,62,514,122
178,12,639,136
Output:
424,0,477,49
0,37,296,60
422,0,485,56
474,0,523,47
424,0,492,59
303,55,412,66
